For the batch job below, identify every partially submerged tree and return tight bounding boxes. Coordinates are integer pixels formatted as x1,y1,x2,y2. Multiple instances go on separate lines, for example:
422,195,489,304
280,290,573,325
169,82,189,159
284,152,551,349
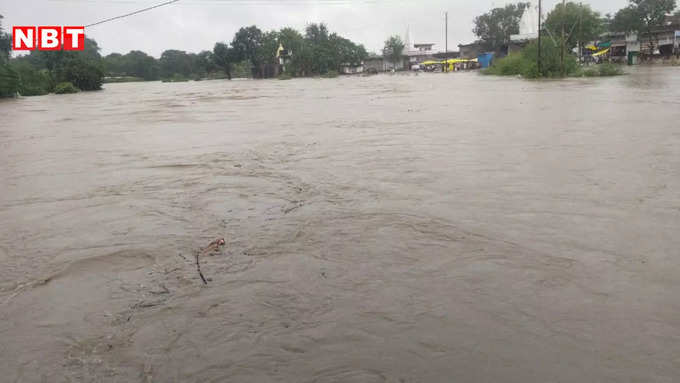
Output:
0,14,10,61
473,3,530,53
278,27,306,75
159,49,193,79
383,35,405,68
256,31,280,78
11,37,105,92
212,42,236,79
0,14,21,97
545,2,603,50
232,25,264,78
104,50,160,80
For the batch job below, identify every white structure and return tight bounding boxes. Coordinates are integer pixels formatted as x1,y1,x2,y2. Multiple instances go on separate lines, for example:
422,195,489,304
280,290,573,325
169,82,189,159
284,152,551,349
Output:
404,26,416,53
511,3,540,42
340,63,365,74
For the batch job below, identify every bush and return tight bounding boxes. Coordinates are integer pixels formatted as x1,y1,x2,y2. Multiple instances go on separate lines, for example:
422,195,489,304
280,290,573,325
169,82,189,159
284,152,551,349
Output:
13,63,53,96
578,63,624,77
277,73,292,80
484,53,527,76
56,58,104,91
582,67,600,77
597,63,623,76
0,62,20,97
321,70,339,78
485,37,579,78
54,82,79,94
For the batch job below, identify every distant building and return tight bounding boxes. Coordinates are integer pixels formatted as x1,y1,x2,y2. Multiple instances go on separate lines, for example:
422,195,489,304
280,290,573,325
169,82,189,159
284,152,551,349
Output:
599,23,680,64
365,26,465,72
414,43,435,52
458,42,482,59
364,56,406,72
403,26,460,68
340,62,365,74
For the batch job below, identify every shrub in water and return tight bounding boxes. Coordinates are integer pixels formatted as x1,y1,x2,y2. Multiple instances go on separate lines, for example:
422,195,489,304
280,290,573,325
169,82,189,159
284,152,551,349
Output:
321,70,339,78
579,63,623,77
13,63,53,96
0,63,21,97
54,82,79,94
56,58,104,91
485,37,579,78
582,67,600,77
598,63,623,76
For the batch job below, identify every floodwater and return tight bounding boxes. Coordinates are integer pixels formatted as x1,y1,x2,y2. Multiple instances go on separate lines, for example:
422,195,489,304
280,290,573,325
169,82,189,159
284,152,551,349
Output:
1,67,679,382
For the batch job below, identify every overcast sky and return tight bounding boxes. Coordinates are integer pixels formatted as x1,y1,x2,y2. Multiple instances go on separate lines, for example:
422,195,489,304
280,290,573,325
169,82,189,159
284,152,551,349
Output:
3,0,629,57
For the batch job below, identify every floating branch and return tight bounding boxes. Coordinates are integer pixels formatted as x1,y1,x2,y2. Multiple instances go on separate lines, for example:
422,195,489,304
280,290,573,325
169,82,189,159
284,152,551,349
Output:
195,238,226,285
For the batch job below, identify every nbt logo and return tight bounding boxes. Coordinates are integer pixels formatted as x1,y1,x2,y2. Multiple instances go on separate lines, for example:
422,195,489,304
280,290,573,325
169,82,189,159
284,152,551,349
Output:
12,26,85,51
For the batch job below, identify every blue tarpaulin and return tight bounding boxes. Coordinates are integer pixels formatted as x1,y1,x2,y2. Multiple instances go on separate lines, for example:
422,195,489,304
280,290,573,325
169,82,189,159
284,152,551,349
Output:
477,53,494,68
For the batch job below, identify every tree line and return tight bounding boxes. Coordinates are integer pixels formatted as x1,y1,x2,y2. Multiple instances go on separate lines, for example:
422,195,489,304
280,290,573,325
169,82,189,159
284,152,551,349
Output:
103,23,367,82
0,19,368,97
1,13,105,96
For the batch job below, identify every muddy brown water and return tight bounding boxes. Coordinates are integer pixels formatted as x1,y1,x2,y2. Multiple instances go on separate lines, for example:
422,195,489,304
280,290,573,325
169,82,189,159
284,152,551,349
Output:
1,67,679,382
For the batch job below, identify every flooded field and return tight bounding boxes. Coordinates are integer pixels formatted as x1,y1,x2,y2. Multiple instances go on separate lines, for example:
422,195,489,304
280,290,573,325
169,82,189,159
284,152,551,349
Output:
1,67,679,382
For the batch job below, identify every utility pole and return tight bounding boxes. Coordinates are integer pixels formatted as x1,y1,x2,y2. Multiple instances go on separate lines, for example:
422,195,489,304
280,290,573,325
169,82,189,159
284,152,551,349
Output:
560,0,566,76
538,0,542,75
445,12,448,53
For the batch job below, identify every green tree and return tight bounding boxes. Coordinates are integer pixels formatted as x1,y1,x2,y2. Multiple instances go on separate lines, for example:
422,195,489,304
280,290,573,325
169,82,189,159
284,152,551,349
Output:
305,23,335,74
612,0,677,53
11,37,104,92
232,25,264,77
0,14,10,62
0,13,20,98
256,31,280,78
545,2,603,50
278,27,304,56
194,50,216,76
104,51,159,80
278,27,306,75
159,49,193,79
103,53,125,75
473,3,530,53
55,57,104,90
12,61,52,95
611,6,640,32
124,50,159,80
383,35,405,68
213,42,236,79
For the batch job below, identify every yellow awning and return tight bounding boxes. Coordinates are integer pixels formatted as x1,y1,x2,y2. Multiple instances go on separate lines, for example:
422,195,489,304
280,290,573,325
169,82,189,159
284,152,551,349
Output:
592,48,609,57
446,58,478,63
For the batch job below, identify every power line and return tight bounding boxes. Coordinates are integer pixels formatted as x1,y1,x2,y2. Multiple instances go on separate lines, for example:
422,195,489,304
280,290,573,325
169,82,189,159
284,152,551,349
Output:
58,0,385,3
85,0,180,28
